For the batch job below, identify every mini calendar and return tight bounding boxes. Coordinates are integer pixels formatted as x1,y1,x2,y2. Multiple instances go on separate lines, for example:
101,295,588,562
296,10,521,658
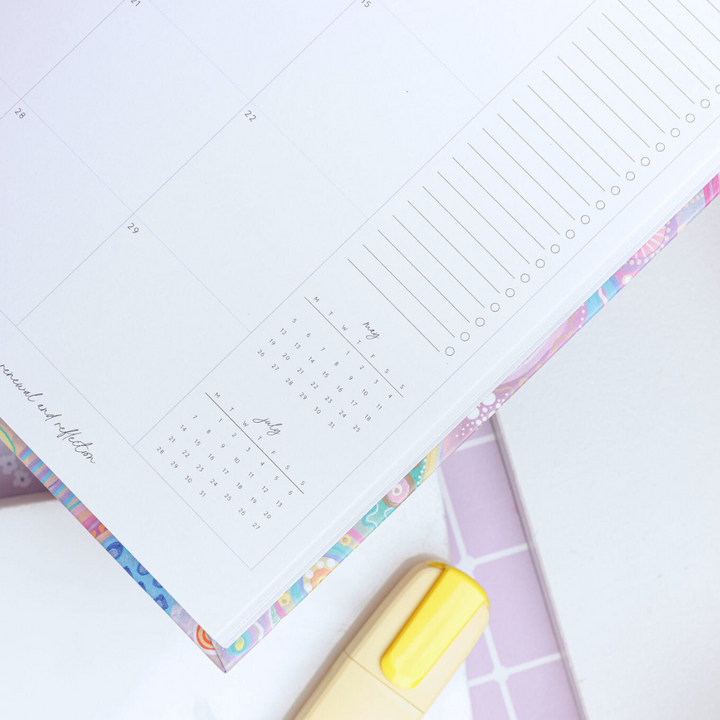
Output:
153,394,301,568
142,290,417,567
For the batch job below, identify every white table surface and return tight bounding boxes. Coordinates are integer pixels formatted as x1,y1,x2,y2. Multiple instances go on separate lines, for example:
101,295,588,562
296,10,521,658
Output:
0,476,472,720
498,197,720,719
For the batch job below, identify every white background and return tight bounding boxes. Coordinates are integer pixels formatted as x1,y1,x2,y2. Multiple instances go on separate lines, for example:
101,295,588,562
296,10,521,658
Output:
499,196,720,718
0,472,472,720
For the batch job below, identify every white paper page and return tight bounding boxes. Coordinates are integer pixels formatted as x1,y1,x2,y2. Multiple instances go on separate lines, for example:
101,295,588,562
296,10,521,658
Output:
1,0,720,645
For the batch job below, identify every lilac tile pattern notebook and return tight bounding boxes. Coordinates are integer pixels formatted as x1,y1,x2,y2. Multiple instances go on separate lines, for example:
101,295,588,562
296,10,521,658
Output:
0,439,44,498
440,420,581,719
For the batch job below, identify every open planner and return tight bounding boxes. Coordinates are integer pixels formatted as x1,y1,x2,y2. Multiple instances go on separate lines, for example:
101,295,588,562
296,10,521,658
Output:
1,0,719,647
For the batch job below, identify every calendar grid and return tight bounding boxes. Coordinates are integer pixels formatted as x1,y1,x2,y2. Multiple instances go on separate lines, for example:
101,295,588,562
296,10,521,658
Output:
304,296,406,395
205,393,304,494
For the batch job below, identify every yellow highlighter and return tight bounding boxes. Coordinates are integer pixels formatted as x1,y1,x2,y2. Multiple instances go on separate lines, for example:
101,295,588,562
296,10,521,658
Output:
294,562,490,720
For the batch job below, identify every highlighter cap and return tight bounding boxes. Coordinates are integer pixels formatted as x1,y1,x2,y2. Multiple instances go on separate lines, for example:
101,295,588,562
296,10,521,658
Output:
380,565,488,688
346,562,490,713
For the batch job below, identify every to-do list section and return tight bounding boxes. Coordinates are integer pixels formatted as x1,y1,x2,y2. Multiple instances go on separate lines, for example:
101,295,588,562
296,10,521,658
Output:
140,0,720,568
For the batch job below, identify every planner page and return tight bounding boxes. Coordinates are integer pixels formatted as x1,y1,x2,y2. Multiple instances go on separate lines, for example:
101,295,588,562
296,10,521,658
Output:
1,0,719,645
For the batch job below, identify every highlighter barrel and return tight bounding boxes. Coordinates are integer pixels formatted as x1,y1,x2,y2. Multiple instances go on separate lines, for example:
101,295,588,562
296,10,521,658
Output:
295,562,490,719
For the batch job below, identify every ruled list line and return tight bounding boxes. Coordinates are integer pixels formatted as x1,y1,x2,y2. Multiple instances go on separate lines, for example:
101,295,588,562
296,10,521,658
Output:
588,25,682,117
675,0,720,45
467,142,561,234
618,0,710,89
363,244,456,337
704,0,720,18
572,40,665,132
348,259,440,352
481,129,576,219
528,82,627,177
423,185,512,284
603,12,696,103
513,99,607,190
647,0,720,72
542,63,647,162
380,230,471,322
444,163,541,254
401,208,487,308
498,113,592,205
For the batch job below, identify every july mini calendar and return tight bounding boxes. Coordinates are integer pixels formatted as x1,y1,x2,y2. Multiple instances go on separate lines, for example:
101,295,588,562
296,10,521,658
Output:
145,299,408,569
1,0,720,650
